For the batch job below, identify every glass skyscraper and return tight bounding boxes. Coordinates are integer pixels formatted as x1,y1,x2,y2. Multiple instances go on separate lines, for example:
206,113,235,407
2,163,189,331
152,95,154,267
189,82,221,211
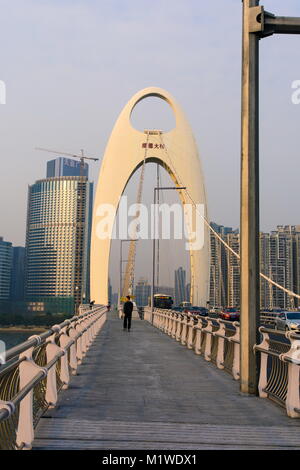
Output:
25,175,93,314
10,246,25,301
174,267,187,306
0,237,12,301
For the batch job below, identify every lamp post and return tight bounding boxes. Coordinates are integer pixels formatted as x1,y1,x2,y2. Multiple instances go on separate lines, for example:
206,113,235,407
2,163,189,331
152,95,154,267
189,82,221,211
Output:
240,0,300,394
119,239,137,305
151,186,186,310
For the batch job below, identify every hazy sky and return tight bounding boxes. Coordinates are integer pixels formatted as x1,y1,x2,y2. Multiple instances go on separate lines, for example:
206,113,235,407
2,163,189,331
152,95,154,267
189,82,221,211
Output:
1,0,300,291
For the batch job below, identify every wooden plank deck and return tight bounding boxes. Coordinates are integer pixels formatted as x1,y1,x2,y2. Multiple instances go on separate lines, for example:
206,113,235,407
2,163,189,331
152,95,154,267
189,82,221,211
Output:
33,311,300,450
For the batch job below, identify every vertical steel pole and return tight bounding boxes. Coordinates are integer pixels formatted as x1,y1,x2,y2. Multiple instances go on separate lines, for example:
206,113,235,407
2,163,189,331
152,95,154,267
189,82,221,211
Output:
151,189,157,310
119,241,122,305
240,0,260,394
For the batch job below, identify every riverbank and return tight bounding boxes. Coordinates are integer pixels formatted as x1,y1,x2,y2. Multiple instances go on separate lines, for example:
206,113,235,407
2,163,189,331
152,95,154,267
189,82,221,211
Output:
0,326,47,332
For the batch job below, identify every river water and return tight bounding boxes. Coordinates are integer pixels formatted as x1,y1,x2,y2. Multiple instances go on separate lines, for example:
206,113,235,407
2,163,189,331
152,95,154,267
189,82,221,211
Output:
0,331,43,350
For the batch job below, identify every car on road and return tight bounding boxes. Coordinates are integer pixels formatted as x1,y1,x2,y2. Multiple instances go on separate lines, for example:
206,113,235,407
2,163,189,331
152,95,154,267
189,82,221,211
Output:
219,307,240,321
185,306,208,317
275,311,300,331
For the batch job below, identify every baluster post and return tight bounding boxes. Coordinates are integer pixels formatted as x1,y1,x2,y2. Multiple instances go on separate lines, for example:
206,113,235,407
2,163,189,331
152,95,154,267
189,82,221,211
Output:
215,320,226,369
16,338,47,450
59,322,72,389
203,319,213,361
45,326,63,407
194,317,203,355
281,332,300,417
255,327,269,397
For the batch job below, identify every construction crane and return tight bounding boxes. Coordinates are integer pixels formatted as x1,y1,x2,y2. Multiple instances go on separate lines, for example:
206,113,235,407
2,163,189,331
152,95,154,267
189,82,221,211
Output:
36,147,99,314
35,147,99,176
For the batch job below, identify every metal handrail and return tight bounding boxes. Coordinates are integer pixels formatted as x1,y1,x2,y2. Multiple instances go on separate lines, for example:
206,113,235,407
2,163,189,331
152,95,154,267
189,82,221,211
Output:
3,310,96,363
254,326,300,417
149,308,240,379
0,304,108,450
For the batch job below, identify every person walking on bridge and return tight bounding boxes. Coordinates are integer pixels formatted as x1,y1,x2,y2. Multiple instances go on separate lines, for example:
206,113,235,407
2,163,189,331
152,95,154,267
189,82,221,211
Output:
123,295,133,331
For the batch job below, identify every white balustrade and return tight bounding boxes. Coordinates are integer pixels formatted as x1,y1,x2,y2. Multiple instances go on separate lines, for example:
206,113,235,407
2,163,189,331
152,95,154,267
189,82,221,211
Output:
0,305,107,450
149,309,241,384
281,332,300,418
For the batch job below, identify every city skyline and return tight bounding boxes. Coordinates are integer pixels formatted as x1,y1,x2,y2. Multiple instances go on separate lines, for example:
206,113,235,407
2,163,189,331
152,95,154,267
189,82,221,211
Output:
1,0,300,250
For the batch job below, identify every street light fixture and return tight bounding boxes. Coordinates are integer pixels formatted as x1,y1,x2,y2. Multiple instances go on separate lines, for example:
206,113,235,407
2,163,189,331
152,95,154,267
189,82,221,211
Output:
119,239,138,305
151,186,186,310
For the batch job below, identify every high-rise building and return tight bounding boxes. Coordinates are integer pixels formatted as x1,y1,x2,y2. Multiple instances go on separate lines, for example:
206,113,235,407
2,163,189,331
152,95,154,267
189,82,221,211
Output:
135,278,151,306
210,223,300,310
226,231,240,308
260,226,300,310
209,223,231,308
47,157,88,178
25,173,93,314
209,223,239,308
10,246,25,301
0,237,12,301
175,267,187,306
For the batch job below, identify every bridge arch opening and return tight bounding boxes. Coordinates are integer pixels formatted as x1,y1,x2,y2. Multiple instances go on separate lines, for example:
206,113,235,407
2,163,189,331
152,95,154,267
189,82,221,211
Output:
109,160,191,304
91,87,209,307
130,95,176,134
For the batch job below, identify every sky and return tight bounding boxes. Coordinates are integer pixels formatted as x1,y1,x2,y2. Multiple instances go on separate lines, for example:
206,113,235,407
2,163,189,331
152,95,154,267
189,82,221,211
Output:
0,0,300,292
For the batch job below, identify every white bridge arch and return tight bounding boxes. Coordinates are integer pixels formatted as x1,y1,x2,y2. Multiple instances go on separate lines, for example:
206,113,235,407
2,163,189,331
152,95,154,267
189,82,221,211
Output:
91,87,209,306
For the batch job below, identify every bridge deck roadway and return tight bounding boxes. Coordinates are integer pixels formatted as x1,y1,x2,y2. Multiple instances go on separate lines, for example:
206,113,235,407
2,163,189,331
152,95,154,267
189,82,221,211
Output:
34,311,300,450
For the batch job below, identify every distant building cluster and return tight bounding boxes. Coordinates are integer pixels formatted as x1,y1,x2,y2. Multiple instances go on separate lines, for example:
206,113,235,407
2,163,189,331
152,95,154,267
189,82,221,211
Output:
209,223,240,309
0,237,25,303
260,225,300,310
210,223,300,310
2,168,300,317
134,267,189,307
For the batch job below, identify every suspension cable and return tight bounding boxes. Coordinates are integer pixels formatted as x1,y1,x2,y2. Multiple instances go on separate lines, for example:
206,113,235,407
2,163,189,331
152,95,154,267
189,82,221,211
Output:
158,133,300,302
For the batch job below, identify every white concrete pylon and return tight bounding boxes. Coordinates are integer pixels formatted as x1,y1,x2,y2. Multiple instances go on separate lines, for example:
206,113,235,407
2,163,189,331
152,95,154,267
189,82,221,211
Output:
91,87,209,306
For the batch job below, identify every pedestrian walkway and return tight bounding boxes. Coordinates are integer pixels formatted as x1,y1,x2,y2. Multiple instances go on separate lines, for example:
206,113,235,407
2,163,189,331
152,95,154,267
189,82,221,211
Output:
33,311,300,450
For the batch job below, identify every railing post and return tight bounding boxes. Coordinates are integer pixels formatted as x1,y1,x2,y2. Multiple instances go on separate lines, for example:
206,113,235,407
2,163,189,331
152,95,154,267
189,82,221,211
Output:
80,317,89,357
168,312,174,336
163,311,168,332
181,314,189,346
153,310,157,327
85,314,92,347
175,315,183,341
255,328,269,398
194,317,203,355
59,322,72,389
281,332,300,418
16,339,47,450
230,322,240,380
215,320,226,370
68,322,78,375
167,311,172,334
171,314,177,338
45,326,63,407
75,318,84,364
187,316,195,350
203,319,213,361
